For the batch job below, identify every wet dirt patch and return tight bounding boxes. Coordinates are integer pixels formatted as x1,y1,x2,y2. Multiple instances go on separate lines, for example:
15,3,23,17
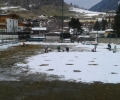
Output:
75,56,78,58
21,70,29,74
40,64,49,66
74,70,81,72
42,56,47,57
45,60,51,61
66,64,74,65
88,64,98,66
47,69,54,71
93,58,97,59
69,60,74,61
89,60,95,62
111,72,118,74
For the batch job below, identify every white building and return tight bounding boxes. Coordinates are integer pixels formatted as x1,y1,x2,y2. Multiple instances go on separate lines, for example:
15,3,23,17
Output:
0,14,19,33
6,18,18,32
89,31,105,38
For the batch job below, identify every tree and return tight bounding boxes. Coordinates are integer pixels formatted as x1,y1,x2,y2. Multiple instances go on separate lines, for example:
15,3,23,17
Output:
68,18,83,36
93,20,101,31
70,3,73,6
113,4,120,37
101,18,107,30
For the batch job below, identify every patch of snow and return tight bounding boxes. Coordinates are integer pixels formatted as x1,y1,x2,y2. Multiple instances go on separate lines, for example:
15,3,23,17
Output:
1,6,27,11
69,7,106,16
1,41,120,83
15,42,120,83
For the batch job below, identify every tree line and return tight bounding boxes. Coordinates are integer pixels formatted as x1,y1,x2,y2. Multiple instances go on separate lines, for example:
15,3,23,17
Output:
68,4,120,38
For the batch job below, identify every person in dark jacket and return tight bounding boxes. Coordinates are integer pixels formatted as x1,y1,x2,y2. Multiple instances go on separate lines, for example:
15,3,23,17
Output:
57,45,61,52
108,43,111,51
45,46,48,53
65,46,69,52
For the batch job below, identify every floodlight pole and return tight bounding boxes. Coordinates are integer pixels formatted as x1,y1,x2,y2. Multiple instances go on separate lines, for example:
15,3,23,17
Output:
61,0,63,42
96,19,98,44
97,29,98,43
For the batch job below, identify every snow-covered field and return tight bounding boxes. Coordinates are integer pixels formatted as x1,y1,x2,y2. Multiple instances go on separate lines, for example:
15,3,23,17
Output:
1,42,120,83
13,42,120,84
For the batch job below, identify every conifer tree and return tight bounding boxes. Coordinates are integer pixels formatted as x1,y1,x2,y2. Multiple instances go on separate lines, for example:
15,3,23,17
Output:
94,20,100,31
68,18,83,36
113,4,120,37
101,18,107,30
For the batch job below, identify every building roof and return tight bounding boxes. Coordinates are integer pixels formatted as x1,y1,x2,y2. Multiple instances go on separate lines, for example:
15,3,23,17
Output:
89,31,105,34
78,35,90,38
32,27,47,31
48,27,69,34
105,29,114,31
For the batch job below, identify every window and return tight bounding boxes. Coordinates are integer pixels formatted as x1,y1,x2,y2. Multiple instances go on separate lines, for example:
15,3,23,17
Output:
2,19,5,22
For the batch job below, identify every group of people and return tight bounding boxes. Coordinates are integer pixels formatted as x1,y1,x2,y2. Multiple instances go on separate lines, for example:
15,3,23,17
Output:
57,45,69,52
45,43,117,53
44,45,69,53
91,43,117,53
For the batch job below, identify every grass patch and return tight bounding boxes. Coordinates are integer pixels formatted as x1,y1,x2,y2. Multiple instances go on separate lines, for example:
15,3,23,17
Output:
0,81,120,100
0,44,43,68
0,44,120,100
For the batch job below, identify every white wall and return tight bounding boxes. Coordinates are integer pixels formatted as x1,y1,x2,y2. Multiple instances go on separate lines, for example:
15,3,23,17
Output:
89,31,105,38
45,36,60,41
6,18,18,32
0,34,18,39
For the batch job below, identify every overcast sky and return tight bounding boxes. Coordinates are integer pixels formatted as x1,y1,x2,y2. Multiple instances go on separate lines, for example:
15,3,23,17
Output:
64,0,102,9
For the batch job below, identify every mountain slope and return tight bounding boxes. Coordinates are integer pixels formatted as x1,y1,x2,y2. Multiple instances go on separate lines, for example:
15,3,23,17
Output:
0,0,74,18
0,0,63,9
89,0,120,12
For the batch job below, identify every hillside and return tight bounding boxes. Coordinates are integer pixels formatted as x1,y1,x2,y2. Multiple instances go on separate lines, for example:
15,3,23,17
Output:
0,0,79,19
89,0,120,12
0,0,63,8
1,5,78,19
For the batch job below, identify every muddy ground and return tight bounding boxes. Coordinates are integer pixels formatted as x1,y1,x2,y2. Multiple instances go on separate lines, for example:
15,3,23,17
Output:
0,44,64,81
0,44,120,100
